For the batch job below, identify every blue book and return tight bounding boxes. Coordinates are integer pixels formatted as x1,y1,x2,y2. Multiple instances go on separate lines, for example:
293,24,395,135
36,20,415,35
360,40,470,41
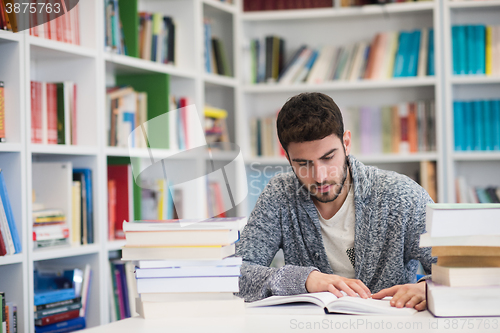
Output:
427,29,435,76
483,100,493,150
476,25,486,75
34,316,85,333
34,289,76,307
453,101,464,151
407,30,421,77
204,22,212,73
452,26,459,75
466,25,476,75
476,188,492,203
73,169,93,244
492,100,500,150
122,112,135,147
472,100,485,150
456,26,467,75
393,32,409,77
463,101,474,151
116,263,131,318
0,169,21,254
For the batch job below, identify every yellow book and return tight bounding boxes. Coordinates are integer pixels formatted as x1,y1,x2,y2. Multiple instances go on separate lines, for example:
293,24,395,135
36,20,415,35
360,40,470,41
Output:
204,106,227,119
72,181,82,246
486,26,492,76
157,179,165,220
385,31,399,79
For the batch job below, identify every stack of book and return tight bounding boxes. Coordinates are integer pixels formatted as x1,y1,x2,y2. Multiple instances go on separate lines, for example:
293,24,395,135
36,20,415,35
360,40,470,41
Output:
453,99,500,152
33,264,91,333
30,81,78,145
120,217,246,318
420,203,500,317
452,24,500,76
32,209,69,249
204,106,230,150
0,292,17,333
104,0,126,55
29,0,81,45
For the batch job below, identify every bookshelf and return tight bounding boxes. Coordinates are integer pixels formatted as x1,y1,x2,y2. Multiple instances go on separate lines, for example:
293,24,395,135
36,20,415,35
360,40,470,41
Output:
236,0,446,216
442,0,500,202
0,0,498,331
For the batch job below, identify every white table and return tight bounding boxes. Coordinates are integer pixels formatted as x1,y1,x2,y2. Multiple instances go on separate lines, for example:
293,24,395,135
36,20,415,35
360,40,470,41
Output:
82,305,500,333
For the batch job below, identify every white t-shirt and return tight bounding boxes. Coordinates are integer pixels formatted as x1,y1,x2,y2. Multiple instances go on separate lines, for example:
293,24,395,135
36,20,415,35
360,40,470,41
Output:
315,186,356,278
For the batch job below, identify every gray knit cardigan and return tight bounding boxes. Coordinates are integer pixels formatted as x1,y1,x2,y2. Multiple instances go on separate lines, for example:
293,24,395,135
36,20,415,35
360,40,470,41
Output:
235,155,436,302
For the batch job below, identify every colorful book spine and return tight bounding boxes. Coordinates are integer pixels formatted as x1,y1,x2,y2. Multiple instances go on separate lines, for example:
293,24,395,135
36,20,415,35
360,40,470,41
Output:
0,170,21,254
34,316,85,333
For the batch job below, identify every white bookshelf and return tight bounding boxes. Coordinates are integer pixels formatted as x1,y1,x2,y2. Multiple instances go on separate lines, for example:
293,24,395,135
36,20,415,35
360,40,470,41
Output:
236,0,446,217
442,0,500,202
0,0,498,332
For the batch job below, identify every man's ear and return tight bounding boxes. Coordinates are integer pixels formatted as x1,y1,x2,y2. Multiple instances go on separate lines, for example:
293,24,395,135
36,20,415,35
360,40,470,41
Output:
343,130,352,156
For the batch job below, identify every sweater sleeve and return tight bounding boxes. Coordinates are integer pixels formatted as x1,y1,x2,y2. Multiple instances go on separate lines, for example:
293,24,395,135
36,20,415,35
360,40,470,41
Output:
404,186,437,278
235,177,318,302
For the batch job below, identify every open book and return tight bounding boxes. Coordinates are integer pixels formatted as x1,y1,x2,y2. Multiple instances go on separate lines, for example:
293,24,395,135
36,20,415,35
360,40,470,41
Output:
246,292,417,316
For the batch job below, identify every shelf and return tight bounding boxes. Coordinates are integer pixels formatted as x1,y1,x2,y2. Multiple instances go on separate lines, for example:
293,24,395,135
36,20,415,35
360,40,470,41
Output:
0,253,23,266
104,53,197,79
202,0,237,14
106,146,197,160
0,30,21,42
448,0,500,9
0,143,22,152
30,144,99,155
453,151,500,161
32,243,100,261
204,73,238,88
107,240,126,252
29,36,97,59
243,77,436,93
245,152,439,165
242,1,434,21
451,75,500,85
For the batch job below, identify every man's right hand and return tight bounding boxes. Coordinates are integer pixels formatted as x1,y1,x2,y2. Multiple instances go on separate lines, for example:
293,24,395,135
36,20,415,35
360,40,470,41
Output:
305,270,371,299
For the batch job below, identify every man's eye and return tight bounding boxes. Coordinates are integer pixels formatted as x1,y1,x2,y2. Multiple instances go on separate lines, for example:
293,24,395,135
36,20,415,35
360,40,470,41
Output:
298,163,307,167
324,156,333,160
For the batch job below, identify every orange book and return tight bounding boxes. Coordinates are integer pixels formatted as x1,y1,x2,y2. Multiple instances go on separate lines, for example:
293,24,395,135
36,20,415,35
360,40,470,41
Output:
391,105,400,153
433,246,500,257
363,34,380,79
108,179,117,241
437,255,500,268
408,102,418,153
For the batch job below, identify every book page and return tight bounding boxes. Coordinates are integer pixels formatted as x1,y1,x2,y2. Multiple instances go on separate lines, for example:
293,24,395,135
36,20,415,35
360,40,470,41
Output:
327,296,417,316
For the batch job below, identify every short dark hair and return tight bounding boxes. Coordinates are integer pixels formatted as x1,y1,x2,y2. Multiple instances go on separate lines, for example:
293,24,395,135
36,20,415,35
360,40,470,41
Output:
277,92,344,152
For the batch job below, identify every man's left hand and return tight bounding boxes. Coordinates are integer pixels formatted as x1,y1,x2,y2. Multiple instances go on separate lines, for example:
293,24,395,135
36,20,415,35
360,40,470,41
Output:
371,282,426,311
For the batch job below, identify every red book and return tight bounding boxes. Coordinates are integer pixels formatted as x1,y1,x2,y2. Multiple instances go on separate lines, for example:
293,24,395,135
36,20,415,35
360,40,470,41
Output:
107,165,130,240
179,97,189,149
34,310,80,326
73,2,80,45
46,83,58,144
107,179,116,241
55,11,63,42
408,102,418,153
0,227,7,256
31,81,43,143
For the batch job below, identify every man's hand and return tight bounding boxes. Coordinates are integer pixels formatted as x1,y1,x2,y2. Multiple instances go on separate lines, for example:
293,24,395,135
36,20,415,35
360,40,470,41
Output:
371,282,426,311
305,271,371,299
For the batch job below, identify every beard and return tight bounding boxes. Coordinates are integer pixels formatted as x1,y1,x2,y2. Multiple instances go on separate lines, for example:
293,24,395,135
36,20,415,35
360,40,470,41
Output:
295,153,349,204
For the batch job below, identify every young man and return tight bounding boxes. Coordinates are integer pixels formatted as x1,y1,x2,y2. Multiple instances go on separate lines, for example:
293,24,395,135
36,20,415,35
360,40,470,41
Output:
236,92,436,311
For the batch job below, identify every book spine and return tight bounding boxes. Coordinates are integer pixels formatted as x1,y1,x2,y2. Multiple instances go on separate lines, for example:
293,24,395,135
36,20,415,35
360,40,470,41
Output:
34,303,81,320
0,170,20,254
33,316,85,333
34,297,81,312
34,289,75,307
0,81,4,142
34,309,80,327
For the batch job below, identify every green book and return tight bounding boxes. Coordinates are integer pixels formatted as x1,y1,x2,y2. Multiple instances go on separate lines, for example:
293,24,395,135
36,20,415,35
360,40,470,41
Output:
381,106,392,154
118,0,139,58
56,83,65,144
